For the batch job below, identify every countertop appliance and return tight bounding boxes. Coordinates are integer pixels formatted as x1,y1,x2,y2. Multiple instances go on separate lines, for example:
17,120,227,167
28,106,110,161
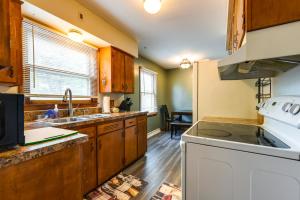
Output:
0,93,24,150
181,96,300,200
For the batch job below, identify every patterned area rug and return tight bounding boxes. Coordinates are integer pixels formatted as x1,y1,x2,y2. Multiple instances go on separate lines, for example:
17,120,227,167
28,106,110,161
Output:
86,173,148,200
150,182,182,200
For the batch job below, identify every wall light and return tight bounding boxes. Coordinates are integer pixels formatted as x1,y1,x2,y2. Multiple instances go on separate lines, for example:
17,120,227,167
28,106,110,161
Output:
68,29,83,42
144,0,161,14
180,58,192,69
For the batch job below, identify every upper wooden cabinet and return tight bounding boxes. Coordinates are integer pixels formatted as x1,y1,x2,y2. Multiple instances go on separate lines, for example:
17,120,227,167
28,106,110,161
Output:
0,0,22,85
247,0,300,31
99,46,134,93
227,0,300,53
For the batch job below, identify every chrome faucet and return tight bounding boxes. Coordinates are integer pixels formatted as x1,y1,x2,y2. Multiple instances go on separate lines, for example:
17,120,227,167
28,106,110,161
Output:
63,88,73,117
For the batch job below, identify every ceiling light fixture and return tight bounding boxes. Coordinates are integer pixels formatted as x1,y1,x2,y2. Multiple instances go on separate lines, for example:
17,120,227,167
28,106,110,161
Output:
180,58,192,69
68,29,83,42
144,0,161,14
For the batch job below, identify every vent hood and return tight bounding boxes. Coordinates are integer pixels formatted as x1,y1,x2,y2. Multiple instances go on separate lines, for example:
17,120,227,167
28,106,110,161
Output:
218,21,300,80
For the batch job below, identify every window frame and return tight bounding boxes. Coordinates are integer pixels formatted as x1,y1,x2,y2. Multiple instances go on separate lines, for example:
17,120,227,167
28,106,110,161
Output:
21,19,99,109
139,66,158,114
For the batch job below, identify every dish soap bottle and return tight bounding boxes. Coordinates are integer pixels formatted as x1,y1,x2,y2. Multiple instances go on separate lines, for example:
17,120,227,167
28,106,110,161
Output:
54,104,59,118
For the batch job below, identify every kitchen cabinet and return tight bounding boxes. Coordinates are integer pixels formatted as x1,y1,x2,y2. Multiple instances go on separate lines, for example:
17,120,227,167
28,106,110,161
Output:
0,0,22,85
77,126,97,195
247,0,300,31
124,54,134,93
0,146,82,200
99,46,135,93
137,115,148,158
97,127,124,184
226,0,300,53
124,118,138,166
226,0,245,53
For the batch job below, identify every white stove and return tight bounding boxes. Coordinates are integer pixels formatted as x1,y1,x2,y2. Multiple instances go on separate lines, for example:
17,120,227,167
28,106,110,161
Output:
181,96,300,200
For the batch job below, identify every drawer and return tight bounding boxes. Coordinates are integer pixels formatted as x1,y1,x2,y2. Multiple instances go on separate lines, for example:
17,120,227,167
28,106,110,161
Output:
98,120,123,135
137,115,147,122
76,126,96,138
125,118,136,128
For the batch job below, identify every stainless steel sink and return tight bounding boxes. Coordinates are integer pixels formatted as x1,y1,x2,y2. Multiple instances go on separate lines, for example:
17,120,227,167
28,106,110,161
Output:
44,114,111,125
84,114,112,119
46,117,89,124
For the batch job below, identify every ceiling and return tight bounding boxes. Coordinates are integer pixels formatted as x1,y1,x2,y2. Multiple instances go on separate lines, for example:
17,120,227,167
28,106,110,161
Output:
76,0,229,68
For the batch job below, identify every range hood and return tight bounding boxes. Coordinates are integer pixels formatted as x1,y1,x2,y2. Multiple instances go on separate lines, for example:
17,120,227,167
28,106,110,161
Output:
218,21,300,80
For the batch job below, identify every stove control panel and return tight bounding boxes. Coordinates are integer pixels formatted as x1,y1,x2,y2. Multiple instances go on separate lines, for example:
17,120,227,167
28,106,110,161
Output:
259,96,300,128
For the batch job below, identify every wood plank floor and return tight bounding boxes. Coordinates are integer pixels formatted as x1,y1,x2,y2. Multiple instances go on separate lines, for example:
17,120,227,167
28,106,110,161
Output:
123,132,181,200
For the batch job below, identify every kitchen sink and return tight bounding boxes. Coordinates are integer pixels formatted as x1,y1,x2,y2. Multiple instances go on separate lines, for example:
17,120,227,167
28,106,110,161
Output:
46,117,89,124
83,114,112,119
44,114,111,125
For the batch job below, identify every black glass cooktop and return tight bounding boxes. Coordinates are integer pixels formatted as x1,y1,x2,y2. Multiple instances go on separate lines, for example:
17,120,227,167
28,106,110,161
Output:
187,121,290,149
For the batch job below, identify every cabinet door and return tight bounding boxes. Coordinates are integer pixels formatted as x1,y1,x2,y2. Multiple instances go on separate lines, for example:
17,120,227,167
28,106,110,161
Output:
137,116,148,158
125,126,138,166
0,0,10,68
0,0,21,85
97,129,124,184
234,0,245,49
111,48,125,93
247,0,300,31
124,54,134,93
226,0,235,53
0,0,12,83
77,127,97,194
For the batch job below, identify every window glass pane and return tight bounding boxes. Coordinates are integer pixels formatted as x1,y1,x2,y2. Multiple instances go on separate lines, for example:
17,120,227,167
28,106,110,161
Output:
22,21,97,97
30,68,90,96
140,68,157,112
34,27,92,75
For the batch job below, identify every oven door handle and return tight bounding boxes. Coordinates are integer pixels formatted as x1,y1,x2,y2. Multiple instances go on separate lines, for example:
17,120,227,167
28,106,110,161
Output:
0,100,5,140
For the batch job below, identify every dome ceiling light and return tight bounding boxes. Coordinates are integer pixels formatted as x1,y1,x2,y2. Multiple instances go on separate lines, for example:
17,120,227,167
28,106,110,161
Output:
144,0,162,14
68,29,84,42
180,58,192,69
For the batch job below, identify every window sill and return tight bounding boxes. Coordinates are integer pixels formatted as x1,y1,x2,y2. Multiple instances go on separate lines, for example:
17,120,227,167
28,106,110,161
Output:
147,112,158,117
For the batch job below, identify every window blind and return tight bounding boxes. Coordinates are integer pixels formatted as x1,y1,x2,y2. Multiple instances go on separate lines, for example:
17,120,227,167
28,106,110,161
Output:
140,67,157,112
22,21,98,99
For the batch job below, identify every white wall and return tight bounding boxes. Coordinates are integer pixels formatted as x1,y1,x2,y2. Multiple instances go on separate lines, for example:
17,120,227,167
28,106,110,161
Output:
273,66,300,96
196,60,258,120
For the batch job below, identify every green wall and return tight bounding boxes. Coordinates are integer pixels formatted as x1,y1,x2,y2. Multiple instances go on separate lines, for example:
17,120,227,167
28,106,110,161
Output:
166,68,193,111
125,56,169,133
125,56,193,133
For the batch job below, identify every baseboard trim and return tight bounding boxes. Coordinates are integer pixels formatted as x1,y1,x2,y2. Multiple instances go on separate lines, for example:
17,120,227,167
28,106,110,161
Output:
147,128,161,139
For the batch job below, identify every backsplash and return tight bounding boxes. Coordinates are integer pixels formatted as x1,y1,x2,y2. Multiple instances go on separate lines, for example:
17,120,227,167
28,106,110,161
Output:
24,107,101,122
273,66,300,96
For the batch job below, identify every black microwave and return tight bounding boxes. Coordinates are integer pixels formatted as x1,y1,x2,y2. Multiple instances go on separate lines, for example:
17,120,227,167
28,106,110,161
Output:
0,93,24,150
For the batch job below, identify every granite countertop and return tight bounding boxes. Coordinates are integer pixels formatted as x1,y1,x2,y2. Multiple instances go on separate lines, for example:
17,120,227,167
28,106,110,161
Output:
0,133,88,169
0,111,147,169
201,116,259,126
25,111,148,130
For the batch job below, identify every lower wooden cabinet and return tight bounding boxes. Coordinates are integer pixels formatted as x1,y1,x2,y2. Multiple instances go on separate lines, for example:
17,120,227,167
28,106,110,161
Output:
0,146,82,200
77,127,97,195
97,129,124,184
137,116,148,158
124,125,138,166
